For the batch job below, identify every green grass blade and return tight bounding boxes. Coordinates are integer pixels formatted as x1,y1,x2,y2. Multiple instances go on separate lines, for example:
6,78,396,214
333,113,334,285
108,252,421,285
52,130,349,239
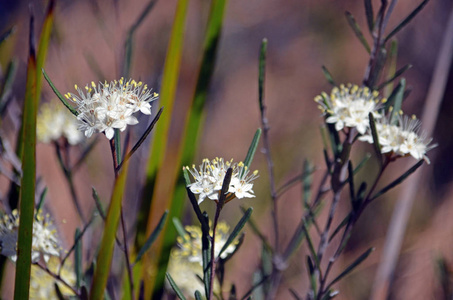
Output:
36,187,47,213
143,0,229,297
384,0,430,43
258,38,267,112
368,113,382,166
243,129,261,168
14,15,37,300
218,207,253,258
165,273,187,300
89,157,130,300
378,64,412,91
134,210,168,264
35,0,54,105
172,217,188,242
345,11,371,53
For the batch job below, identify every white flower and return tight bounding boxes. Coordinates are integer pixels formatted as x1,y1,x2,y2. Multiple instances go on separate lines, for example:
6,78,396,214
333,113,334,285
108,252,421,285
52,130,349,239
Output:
64,78,158,140
166,222,239,297
37,102,84,145
0,209,61,263
30,256,76,300
185,158,258,204
315,84,383,134
359,114,436,163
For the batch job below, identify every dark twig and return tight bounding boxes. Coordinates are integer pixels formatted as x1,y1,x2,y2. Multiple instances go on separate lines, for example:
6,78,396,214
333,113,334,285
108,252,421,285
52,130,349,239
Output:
35,262,79,296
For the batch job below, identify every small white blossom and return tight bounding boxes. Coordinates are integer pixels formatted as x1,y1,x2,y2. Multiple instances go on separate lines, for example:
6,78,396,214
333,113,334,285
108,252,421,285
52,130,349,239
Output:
185,157,258,204
37,102,83,145
359,114,436,163
64,78,158,140
0,209,61,263
315,84,383,134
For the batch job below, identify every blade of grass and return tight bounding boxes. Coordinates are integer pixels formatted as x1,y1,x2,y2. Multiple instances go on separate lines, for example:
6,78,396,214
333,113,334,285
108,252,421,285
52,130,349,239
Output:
89,156,130,300
165,273,187,300
36,187,47,213
321,65,336,86
378,64,412,91
143,0,229,298
14,15,37,300
243,129,261,168
43,69,78,116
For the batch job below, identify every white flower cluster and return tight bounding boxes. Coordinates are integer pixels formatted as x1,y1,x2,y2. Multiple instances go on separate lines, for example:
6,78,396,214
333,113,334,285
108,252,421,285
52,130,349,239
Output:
315,84,435,162
64,78,158,140
0,209,61,263
184,157,259,204
315,84,383,135
166,222,238,297
37,102,83,145
359,114,436,163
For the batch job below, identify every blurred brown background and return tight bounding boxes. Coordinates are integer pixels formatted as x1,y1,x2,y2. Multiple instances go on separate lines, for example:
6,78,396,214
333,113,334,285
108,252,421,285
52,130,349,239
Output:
1,0,453,299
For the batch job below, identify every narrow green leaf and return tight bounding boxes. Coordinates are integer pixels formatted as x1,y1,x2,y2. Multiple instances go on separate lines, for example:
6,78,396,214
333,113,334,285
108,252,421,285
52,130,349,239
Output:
114,129,121,166
243,129,261,168
355,182,367,204
92,187,105,219
0,60,18,114
36,187,47,213
378,64,412,91
306,256,317,298
389,79,406,125
371,160,424,201
289,289,303,300
43,69,78,116
0,27,15,45
302,159,313,209
321,65,336,86
282,221,306,261
165,273,187,300
368,113,382,166
345,11,371,53
303,223,320,271
258,38,267,112
328,247,374,287
116,107,163,172
218,207,253,258
329,213,351,242
75,228,83,289
122,0,158,77
218,168,233,208
195,290,203,300
384,0,430,43
172,217,188,243
14,14,37,300
89,156,130,300
134,210,169,264
201,212,211,298
364,0,374,32
353,153,371,175
239,206,272,251
54,283,65,300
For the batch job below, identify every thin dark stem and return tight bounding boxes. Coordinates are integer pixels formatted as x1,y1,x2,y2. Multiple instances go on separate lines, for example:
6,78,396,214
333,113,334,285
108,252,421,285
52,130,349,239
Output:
54,141,86,224
208,203,222,300
109,136,135,300
35,262,79,296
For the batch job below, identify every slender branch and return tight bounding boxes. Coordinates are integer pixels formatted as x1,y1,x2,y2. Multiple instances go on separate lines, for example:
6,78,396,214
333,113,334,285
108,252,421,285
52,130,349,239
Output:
35,262,79,297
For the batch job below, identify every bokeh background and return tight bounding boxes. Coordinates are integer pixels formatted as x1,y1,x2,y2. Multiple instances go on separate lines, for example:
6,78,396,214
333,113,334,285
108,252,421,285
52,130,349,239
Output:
1,0,453,299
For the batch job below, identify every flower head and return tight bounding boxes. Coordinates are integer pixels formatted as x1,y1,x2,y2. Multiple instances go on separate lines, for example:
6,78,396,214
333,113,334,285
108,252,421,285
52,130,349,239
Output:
37,102,83,145
30,256,76,300
315,84,383,134
184,157,258,204
0,209,61,263
64,78,158,139
166,222,239,298
359,114,436,163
